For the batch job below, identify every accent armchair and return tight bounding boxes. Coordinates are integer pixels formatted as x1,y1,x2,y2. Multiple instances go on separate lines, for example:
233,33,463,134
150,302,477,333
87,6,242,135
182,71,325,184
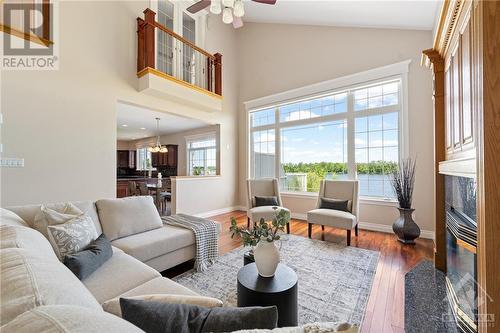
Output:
246,178,291,233
307,180,359,245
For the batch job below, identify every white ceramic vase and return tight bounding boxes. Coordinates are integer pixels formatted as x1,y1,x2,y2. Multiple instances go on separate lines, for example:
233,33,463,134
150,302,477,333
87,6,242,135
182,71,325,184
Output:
253,240,280,277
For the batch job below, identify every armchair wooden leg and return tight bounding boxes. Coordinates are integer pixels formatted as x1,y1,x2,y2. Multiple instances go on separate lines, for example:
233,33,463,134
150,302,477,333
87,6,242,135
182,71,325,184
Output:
286,222,290,234
355,224,359,237
347,229,351,246
321,225,325,232
308,223,312,238
247,217,250,228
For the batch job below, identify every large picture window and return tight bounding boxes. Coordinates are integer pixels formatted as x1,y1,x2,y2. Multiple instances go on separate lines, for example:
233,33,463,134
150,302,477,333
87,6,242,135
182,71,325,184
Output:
187,134,217,176
249,78,403,199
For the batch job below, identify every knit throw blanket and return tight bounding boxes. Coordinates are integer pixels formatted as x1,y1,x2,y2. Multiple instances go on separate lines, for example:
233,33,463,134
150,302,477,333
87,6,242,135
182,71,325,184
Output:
161,214,219,272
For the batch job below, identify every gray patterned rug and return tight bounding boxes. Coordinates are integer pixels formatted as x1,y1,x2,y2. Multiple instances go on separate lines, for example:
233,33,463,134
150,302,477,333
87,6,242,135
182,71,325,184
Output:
173,234,379,325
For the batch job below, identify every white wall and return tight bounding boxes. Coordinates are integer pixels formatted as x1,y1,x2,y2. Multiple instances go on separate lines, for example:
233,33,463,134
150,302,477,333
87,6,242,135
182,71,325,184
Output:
1,1,239,213
236,23,435,235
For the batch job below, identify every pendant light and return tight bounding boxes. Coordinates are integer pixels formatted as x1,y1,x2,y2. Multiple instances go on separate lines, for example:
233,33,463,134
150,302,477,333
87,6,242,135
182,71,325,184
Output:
210,0,222,14
222,7,233,24
148,118,168,153
233,0,244,17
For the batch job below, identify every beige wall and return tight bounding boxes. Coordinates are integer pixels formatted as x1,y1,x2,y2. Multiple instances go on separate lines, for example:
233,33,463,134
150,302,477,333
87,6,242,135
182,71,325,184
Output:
1,1,239,212
236,23,435,235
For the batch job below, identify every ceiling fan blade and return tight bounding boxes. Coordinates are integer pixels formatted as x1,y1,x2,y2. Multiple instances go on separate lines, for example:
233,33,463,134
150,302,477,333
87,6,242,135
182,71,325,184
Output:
233,16,244,29
186,0,211,14
251,0,277,4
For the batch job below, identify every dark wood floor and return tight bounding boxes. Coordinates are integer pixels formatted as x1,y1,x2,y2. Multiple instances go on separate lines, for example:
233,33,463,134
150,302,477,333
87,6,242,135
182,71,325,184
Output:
166,210,434,333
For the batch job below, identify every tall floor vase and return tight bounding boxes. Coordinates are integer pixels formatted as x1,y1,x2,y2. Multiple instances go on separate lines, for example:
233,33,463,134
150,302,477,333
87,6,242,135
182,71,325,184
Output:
392,208,420,244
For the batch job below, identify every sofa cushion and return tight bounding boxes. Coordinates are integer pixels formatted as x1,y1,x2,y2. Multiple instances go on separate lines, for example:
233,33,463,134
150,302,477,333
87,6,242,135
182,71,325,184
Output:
1,305,143,333
7,201,103,235
96,196,163,241
46,214,98,260
307,209,357,230
111,225,195,262
247,206,290,222
64,234,113,280
103,293,223,317
0,208,29,227
118,277,199,299
0,248,102,325
0,225,57,260
82,251,160,303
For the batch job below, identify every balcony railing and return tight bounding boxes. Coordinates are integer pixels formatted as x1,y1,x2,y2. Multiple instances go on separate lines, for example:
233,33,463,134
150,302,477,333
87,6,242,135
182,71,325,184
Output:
137,9,222,97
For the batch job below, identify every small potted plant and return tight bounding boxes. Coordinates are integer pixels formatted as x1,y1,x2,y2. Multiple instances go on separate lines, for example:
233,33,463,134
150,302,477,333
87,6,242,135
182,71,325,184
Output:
391,157,420,244
230,208,290,277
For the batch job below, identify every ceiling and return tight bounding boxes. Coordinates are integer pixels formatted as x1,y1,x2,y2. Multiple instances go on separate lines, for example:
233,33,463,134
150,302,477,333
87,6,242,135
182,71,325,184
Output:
243,0,442,31
116,103,209,141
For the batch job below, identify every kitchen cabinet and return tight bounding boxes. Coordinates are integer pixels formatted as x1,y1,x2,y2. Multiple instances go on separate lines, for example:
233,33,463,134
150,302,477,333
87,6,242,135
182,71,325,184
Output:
151,145,178,168
443,14,476,159
117,150,129,167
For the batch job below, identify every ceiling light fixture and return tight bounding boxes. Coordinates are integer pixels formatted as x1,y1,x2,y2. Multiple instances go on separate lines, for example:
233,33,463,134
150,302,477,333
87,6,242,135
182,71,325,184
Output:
148,118,168,153
222,7,233,24
233,0,244,17
210,0,222,14
140,127,146,130
121,124,128,127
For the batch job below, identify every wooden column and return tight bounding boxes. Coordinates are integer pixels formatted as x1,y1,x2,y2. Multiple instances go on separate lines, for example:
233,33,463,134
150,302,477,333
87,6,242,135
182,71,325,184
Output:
137,17,145,72
214,53,222,96
422,49,447,273
143,8,156,70
476,1,500,332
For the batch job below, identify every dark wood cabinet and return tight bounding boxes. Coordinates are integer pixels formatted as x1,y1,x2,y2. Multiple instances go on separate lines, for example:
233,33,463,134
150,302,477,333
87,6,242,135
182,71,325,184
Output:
151,145,178,168
117,150,129,167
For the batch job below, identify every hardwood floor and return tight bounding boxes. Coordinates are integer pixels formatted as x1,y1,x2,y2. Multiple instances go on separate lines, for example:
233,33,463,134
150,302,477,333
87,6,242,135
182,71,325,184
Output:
166,210,434,333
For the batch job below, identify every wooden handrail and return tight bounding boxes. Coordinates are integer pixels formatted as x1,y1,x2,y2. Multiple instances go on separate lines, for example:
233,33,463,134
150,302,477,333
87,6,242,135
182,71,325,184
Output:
153,22,214,60
137,8,222,96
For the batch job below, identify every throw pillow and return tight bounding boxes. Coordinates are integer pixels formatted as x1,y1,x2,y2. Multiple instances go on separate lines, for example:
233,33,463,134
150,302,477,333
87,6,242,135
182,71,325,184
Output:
47,214,98,260
120,298,278,333
103,294,223,317
33,203,83,239
63,234,113,280
319,198,351,212
254,196,279,207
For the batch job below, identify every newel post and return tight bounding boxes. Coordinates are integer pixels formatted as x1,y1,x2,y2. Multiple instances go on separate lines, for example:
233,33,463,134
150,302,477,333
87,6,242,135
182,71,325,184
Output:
214,53,222,96
143,8,156,70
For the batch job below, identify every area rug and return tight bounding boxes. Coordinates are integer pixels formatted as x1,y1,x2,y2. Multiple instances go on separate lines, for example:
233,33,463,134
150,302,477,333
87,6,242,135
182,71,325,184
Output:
173,234,379,325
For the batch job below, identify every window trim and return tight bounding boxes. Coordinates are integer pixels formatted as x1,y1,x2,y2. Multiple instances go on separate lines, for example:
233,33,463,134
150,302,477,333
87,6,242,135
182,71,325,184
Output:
185,132,218,176
245,60,411,201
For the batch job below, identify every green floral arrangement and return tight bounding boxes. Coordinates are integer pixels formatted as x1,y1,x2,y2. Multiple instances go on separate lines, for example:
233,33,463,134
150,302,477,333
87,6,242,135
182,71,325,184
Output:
230,207,290,246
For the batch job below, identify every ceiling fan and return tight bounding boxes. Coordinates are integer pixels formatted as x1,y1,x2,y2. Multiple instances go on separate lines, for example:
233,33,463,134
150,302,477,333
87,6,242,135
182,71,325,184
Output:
187,0,277,29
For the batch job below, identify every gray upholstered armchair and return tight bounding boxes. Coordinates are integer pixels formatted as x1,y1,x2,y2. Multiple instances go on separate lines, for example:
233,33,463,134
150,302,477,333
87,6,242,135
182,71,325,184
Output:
246,178,291,233
307,180,360,245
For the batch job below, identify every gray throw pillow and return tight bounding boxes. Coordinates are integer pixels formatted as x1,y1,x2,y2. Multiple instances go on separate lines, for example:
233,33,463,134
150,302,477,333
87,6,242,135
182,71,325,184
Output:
319,198,350,212
254,196,279,207
63,234,112,280
120,298,278,333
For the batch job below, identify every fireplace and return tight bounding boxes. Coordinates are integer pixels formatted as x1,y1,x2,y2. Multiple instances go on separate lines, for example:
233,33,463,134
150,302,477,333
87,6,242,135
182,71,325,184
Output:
445,175,477,333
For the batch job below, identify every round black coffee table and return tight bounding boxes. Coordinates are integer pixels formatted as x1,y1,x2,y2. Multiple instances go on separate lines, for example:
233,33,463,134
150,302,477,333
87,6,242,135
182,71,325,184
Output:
237,263,298,327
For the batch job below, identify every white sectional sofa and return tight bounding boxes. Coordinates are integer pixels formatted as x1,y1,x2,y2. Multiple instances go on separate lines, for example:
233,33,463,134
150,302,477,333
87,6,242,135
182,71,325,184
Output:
0,197,207,331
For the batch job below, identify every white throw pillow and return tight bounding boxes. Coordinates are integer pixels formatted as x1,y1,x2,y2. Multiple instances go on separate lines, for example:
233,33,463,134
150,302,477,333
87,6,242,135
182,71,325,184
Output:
47,214,98,260
102,294,223,317
96,196,163,241
33,203,83,239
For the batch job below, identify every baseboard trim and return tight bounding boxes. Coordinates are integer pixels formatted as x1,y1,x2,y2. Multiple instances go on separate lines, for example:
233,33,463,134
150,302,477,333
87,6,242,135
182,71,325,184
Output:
290,213,435,240
203,208,435,240
195,206,246,219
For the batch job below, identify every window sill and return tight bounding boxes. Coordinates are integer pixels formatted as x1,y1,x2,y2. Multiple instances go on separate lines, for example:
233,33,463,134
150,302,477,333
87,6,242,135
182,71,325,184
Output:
281,191,398,207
